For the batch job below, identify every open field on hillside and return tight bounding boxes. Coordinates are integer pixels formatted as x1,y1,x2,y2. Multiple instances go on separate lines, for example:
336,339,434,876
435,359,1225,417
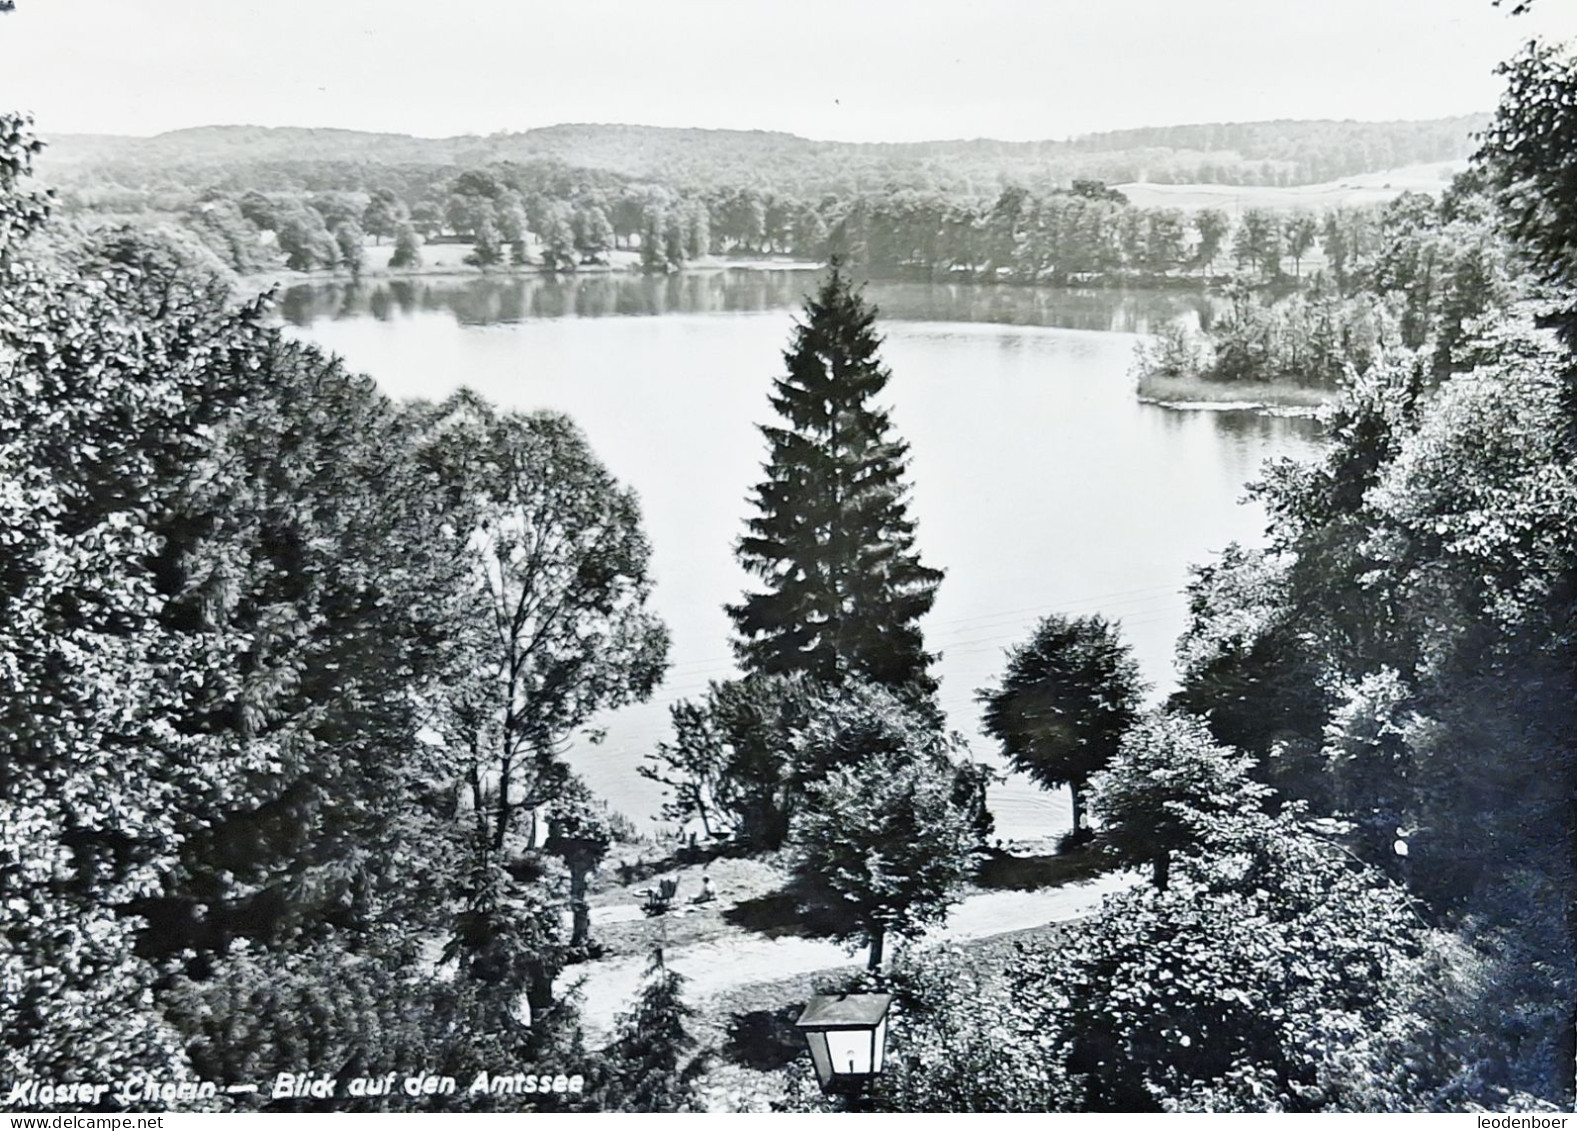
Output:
1116,160,1464,214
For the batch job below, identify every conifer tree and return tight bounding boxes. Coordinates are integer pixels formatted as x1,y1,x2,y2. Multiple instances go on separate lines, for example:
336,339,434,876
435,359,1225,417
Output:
600,948,706,1112
728,262,943,697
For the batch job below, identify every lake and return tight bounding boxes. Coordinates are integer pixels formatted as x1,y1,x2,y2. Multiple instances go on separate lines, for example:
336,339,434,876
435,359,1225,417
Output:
280,270,1323,840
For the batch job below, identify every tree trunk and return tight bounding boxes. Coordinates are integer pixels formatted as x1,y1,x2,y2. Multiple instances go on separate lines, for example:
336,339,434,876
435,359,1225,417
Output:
494,756,512,852
526,958,554,1016
569,864,590,949
1069,781,1086,836
866,925,886,973
1154,852,1170,892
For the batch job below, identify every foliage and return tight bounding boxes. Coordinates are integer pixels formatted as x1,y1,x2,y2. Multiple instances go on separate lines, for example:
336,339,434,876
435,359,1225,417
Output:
182,198,272,274
640,695,732,839
1479,38,1577,375
403,392,668,1012
573,204,613,265
640,672,817,851
1089,711,1273,889
544,775,615,950
872,944,1075,1111
729,263,944,699
787,685,981,970
0,113,48,258
411,391,669,853
1232,208,1284,279
1157,50,1577,1101
333,217,365,276
274,199,339,269
465,217,504,268
1320,668,1419,876
1284,212,1318,278
389,219,422,268
1131,320,1205,380
0,111,680,1107
597,949,707,1112
977,613,1145,835
360,187,404,243
1027,804,1441,1112
1169,544,1332,804
44,117,1486,201
162,936,591,1112
0,182,272,1089
537,203,577,274
441,844,569,1011
0,118,493,1100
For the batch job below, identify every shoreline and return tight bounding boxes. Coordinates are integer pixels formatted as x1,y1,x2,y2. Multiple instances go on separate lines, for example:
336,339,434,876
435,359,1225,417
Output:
1137,394,1326,418
239,252,1238,299
1136,373,1334,416
259,256,1327,423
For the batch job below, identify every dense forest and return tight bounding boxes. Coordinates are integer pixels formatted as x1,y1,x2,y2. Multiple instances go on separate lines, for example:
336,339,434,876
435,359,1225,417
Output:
1130,183,1508,398
31,116,1479,287
3,16,1576,1119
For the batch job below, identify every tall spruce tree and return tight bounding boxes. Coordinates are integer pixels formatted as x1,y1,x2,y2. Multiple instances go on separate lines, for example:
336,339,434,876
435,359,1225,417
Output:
728,262,943,697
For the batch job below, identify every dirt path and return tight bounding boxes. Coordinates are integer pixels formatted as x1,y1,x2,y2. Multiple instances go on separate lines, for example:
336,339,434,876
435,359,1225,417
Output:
562,870,1137,1043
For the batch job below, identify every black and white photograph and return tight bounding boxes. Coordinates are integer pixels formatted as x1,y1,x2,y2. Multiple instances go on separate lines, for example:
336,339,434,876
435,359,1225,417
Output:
2,0,1576,1115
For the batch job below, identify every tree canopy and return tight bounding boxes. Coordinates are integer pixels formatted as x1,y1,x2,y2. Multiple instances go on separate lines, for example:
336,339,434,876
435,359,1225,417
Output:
729,263,943,699
977,613,1145,836
787,684,980,971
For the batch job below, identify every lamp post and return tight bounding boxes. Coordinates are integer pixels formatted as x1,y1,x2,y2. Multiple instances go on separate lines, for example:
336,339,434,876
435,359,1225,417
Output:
795,992,892,1108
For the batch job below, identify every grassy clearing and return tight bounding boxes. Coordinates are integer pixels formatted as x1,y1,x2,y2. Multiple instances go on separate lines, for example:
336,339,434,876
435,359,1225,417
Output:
360,238,646,276
976,844,1113,891
583,837,1118,961
1137,371,1334,412
1114,160,1464,216
587,848,788,959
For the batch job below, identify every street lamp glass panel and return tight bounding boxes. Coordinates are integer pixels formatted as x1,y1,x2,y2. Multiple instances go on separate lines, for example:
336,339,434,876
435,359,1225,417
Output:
805,1031,834,1089
871,1016,887,1073
824,1028,875,1077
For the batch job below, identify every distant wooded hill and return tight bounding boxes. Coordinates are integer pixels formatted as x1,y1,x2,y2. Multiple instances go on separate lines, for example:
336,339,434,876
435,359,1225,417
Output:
39,116,1487,196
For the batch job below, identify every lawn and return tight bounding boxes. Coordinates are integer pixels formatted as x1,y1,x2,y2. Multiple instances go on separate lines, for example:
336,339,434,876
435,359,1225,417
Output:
1114,160,1464,216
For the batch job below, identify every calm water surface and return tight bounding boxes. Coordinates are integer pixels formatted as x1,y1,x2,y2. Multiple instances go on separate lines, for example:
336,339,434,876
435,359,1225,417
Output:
281,271,1323,838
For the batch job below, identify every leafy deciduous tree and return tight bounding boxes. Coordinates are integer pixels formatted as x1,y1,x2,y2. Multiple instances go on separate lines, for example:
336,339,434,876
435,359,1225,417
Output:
788,685,980,971
978,613,1145,838
1089,711,1272,889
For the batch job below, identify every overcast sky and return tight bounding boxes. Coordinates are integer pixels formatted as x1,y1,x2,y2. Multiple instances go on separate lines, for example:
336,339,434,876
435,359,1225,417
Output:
3,1,1575,142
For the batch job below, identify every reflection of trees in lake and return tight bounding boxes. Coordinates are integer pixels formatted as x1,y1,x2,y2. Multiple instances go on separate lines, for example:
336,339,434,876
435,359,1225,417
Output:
279,271,1209,333
1210,409,1322,446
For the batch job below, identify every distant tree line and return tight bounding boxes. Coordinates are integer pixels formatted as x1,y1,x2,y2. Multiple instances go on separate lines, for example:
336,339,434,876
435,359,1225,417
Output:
36,113,1484,286
52,150,1469,298
41,115,1484,197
